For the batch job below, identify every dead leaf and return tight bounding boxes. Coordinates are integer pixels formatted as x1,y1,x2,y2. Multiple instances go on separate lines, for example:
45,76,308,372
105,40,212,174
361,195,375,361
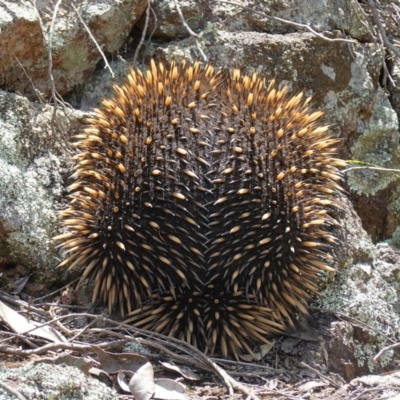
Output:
0,300,66,343
154,378,188,400
297,380,327,392
160,362,200,381
10,274,31,294
129,362,155,400
93,346,149,374
116,370,133,393
89,367,112,385
264,379,278,390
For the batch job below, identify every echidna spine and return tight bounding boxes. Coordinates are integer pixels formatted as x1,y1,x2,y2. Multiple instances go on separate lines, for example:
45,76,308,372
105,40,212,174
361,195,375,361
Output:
55,59,345,358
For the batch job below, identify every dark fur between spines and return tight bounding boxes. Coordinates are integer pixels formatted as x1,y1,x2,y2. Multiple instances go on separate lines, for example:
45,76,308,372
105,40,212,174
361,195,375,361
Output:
55,59,345,359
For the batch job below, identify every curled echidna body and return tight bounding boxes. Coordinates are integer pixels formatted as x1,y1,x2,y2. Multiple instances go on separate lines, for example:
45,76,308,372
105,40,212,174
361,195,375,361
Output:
56,59,345,358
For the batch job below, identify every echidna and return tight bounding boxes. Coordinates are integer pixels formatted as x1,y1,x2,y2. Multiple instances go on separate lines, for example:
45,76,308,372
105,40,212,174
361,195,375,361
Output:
55,59,345,359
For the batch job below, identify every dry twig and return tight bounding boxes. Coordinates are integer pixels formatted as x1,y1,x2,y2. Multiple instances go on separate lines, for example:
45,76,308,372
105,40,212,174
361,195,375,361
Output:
343,166,400,174
353,386,400,400
0,339,130,356
143,6,159,65
0,381,28,400
213,0,356,43
0,298,260,398
299,362,342,389
33,278,80,303
310,306,397,345
374,342,400,363
173,0,208,61
368,0,400,61
15,57,47,104
133,0,151,65
31,0,74,154
71,4,114,77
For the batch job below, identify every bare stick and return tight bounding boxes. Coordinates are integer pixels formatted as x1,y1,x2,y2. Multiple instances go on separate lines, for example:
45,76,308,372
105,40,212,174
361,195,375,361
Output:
69,319,97,341
352,0,376,37
173,0,208,61
0,330,40,349
368,0,400,61
48,0,62,107
0,339,129,356
15,57,46,104
133,0,151,65
32,278,80,303
0,292,48,318
71,4,114,77
143,6,158,65
374,342,400,363
299,362,342,388
354,386,400,400
0,381,28,400
174,0,198,37
0,301,258,398
343,166,400,174
0,316,64,344
194,39,208,62
33,0,73,153
211,357,276,371
310,306,397,345
213,0,355,43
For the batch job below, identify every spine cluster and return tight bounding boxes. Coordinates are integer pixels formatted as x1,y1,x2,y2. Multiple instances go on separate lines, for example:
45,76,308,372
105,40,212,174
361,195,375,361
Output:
55,60,345,358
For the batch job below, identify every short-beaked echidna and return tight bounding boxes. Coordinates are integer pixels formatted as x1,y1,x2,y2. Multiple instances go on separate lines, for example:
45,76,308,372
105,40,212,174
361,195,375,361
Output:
55,59,345,358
